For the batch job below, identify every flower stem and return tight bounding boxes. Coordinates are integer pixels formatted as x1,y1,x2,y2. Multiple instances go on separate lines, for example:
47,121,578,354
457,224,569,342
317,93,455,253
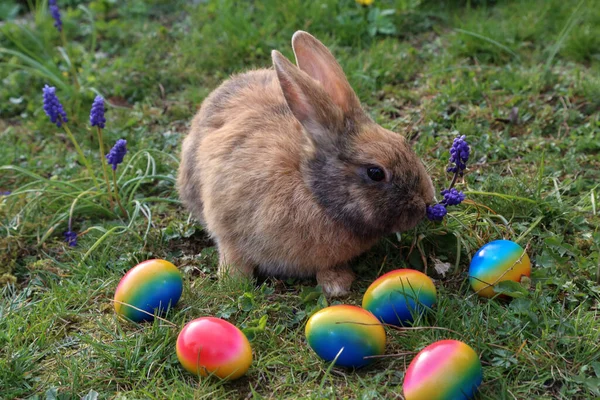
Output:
96,126,114,207
112,169,127,217
448,170,460,190
62,123,99,188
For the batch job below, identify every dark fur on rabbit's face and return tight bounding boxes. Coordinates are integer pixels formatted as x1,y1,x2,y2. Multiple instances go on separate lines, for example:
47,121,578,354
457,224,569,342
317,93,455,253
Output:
302,116,433,238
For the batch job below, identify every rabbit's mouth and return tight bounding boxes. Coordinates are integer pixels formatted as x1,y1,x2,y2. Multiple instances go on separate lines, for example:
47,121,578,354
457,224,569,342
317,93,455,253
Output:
392,202,428,233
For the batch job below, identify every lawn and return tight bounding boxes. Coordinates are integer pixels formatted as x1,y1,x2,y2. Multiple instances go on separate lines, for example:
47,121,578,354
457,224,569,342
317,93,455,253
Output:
1,0,599,399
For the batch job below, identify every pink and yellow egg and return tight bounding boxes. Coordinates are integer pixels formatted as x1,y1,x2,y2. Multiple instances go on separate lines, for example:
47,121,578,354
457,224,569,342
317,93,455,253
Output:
469,240,531,298
176,317,252,380
362,269,436,326
114,259,183,322
403,339,483,400
305,305,386,368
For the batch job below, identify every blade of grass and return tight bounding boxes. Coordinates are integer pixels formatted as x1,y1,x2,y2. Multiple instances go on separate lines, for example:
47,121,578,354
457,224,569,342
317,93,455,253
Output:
0,165,85,191
0,49,68,90
545,0,586,69
465,190,538,204
536,151,545,199
78,225,143,266
514,215,543,244
78,5,97,54
455,28,520,60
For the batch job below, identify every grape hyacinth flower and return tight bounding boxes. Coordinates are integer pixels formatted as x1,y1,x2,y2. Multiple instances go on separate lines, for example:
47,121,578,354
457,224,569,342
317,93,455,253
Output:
426,204,447,222
447,135,470,175
49,0,63,32
106,139,127,170
42,85,68,127
90,96,106,128
64,230,77,247
441,188,466,206
427,134,470,221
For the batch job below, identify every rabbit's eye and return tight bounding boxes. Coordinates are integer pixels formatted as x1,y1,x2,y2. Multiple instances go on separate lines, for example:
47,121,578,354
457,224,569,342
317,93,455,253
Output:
367,166,385,182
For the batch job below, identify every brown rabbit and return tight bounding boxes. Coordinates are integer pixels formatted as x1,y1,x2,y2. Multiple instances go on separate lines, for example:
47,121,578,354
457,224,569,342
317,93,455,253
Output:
177,31,435,297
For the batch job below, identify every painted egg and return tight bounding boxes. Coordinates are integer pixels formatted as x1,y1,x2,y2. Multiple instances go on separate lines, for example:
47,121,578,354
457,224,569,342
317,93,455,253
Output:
362,269,436,326
114,259,183,322
176,317,252,380
469,240,531,298
305,305,386,368
403,339,483,400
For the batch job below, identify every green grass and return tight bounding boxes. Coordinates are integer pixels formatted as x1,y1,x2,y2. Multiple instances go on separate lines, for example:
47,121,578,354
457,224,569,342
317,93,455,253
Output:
1,0,600,398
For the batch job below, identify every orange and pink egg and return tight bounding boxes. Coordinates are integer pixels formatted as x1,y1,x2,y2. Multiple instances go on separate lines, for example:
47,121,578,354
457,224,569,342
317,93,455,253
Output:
403,339,483,400
176,317,252,380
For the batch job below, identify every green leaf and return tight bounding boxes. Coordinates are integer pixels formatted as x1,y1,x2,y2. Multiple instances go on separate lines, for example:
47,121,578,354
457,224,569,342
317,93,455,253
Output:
300,286,323,305
571,374,600,396
238,292,255,312
494,280,529,298
592,362,600,378
82,390,99,400
242,315,268,341
45,388,58,400
509,297,532,313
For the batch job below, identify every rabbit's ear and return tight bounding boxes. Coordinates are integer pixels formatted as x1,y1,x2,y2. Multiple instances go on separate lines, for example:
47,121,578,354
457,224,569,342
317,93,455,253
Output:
292,31,361,115
272,50,343,145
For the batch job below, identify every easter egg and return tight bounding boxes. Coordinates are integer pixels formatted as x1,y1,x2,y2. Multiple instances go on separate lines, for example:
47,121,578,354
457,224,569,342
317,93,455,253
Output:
114,259,183,322
362,269,436,327
176,317,252,379
403,339,483,400
469,240,531,298
305,305,386,368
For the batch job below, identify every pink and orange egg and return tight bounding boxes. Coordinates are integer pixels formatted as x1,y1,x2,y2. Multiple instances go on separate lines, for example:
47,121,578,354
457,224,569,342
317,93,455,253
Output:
176,317,252,380
403,339,483,400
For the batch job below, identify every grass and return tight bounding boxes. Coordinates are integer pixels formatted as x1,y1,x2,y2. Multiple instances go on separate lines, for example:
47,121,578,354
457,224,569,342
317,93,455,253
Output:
1,0,599,398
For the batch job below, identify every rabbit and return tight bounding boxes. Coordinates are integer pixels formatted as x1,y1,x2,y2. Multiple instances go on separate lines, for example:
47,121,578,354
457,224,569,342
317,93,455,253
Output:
177,31,435,297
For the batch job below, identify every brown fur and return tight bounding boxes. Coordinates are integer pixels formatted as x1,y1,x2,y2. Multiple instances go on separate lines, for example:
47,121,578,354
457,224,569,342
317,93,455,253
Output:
177,31,434,297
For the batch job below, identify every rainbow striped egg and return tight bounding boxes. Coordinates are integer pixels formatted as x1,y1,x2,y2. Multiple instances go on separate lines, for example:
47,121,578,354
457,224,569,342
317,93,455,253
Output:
469,240,531,298
114,259,183,322
362,269,436,326
403,339,483,400
305,305,386,368
176,317,252,379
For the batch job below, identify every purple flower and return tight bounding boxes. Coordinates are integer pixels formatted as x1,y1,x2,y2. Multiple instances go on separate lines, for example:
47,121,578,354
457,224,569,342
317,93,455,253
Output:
106,139,127,170
447,135,470,175
64,230,77,247
49,0,62,32
426,204,447,221
441,188,465,206
0,191,10,196
90,96,106,128
42,85,68,127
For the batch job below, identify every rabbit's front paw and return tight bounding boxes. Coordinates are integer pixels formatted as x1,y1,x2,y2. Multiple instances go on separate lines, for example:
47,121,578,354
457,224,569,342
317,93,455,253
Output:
317,265,355,298
217,242,255,280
